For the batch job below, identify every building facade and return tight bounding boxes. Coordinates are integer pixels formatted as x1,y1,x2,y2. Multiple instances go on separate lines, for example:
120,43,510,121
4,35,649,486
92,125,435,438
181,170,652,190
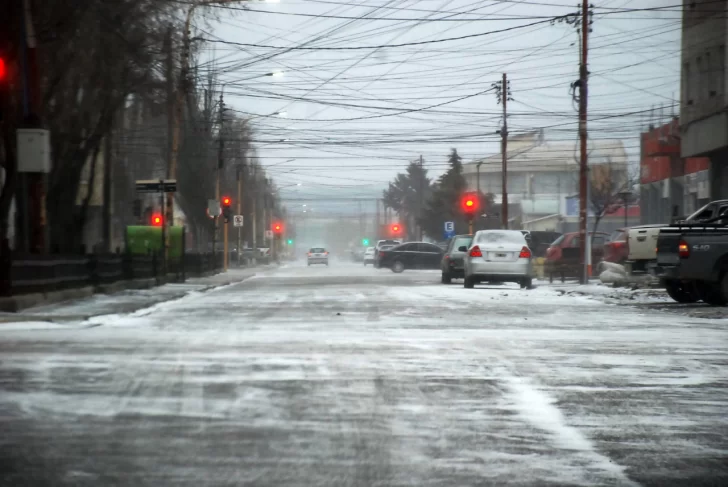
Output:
680,0,728,199
640,119,711,224
463,130,631,231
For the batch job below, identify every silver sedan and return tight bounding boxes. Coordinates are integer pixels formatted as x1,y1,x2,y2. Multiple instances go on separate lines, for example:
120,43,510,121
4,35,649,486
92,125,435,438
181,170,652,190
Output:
463,230,533,289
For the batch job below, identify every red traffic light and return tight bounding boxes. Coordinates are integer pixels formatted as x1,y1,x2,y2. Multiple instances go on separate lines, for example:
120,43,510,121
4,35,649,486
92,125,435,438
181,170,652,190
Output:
151,213,163,226
0,57,6,81
391,223,402,235
272,222,284,234
222,196,232,206
461,193,479,214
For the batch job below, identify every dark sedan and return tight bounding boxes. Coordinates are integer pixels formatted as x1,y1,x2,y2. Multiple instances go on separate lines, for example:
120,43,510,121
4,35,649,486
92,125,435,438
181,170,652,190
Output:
378,242,445,273
440,234,473,283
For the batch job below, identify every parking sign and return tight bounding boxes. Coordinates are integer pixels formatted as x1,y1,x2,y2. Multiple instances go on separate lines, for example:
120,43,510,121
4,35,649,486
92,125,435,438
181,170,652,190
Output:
444,221,454,232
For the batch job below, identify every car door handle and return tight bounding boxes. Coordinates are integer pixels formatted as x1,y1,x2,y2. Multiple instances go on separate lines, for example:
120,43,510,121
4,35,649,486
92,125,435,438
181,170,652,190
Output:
637,236,646,242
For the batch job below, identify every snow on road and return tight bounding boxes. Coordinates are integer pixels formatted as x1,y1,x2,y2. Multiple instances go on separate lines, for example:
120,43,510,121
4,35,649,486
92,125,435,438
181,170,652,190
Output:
0,261,727,486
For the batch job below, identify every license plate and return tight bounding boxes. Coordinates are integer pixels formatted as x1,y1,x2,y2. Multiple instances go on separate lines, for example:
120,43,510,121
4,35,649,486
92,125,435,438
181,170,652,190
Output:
496,253,507,258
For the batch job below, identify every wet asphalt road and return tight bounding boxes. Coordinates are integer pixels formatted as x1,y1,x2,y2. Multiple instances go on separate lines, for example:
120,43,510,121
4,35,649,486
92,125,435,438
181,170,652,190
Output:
1,261,727,486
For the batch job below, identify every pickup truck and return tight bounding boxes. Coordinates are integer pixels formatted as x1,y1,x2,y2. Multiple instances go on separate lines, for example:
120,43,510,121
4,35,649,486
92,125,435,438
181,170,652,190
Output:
626,224,670,273
655,204,728,305
628,200,728,274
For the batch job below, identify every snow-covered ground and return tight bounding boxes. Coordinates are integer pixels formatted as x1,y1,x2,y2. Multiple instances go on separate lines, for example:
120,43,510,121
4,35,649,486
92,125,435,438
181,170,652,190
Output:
1,261,727,486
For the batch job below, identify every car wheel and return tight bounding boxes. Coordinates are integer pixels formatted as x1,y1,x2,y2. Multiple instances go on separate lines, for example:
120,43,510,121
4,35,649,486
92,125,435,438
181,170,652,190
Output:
520,277,532,289
392,260,405,273
664,280,698,303
464,276,475,288
441,272,452,284
697,281,727,306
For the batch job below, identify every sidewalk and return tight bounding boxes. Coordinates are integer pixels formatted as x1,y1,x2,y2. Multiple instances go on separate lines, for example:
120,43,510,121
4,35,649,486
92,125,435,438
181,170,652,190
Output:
542,280,671,303
0,267,260,324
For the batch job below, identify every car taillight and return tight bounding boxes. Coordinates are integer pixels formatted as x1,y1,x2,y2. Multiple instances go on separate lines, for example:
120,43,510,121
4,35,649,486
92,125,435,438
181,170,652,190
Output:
678,240,689,258
519,246,531,259
469,246,482,257
379,251,386,258
444,255,449,260
308,252,312,257
324,251,329,255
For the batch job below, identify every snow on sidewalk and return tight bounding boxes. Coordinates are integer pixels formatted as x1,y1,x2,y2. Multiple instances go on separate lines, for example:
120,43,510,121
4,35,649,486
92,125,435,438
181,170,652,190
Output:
0,267,259,326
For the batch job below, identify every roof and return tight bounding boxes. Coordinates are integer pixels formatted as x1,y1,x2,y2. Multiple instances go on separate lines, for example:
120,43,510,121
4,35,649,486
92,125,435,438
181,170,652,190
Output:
464,134,628,174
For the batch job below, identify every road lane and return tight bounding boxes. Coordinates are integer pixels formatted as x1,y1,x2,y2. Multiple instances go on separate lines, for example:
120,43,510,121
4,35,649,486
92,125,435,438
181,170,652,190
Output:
1,261,727,486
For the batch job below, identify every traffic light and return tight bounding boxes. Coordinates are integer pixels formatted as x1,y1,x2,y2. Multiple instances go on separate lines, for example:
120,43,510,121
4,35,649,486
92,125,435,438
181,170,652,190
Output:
272,221,284,235
391,223,402,237
0,57,6,81
461,192,479,219
362,238,369,246
221,196,232,223
151,212,163,226
287,239,293,245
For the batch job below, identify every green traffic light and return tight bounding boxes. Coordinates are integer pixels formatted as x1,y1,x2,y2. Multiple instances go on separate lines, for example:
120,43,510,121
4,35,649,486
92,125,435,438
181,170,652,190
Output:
362,239,369,245
287,239,293,245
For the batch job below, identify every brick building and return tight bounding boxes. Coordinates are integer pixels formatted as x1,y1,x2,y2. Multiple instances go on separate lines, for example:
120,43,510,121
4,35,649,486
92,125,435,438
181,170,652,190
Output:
640,118,711,224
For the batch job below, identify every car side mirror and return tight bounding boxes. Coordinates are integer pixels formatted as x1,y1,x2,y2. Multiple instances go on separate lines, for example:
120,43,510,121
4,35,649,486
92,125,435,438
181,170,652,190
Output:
458,246,468,252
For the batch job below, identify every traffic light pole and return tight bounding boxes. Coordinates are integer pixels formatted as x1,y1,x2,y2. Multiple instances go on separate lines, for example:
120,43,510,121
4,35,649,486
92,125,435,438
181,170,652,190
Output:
223,222,229,271
159,184,167,279
468,218,473,235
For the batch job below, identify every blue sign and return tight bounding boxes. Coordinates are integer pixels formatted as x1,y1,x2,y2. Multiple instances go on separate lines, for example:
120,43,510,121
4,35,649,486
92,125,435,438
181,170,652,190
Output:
444,221,454,232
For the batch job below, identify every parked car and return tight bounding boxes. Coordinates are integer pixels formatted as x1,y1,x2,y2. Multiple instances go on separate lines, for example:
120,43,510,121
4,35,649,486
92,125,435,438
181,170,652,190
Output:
463,230,533,289
374,243,397,268
625,224,669,273
603,228,629,264
655,208,728,305
440,234,473,284
378,242,444,273
307,247,329,266
545,231,609,281
257,248,271,265
628,200,728,274
526,231,562,258
363,247,376,266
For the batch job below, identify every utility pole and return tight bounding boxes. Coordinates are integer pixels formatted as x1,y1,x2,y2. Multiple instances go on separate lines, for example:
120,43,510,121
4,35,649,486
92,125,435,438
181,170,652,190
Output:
375,199,380,241
237,164,243,264
217,92,229,271
418,154,424,240
493,73,511,229
578,0,590,284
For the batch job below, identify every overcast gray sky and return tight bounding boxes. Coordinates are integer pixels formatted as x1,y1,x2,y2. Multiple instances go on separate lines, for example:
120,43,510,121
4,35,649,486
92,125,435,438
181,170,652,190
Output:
196,0,682,214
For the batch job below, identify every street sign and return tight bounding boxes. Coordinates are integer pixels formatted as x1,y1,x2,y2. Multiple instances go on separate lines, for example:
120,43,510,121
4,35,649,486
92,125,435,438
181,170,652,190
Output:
135,179,177,193
265,230,273,239
207,199,221,217
233,215,244,227
444,221,454,232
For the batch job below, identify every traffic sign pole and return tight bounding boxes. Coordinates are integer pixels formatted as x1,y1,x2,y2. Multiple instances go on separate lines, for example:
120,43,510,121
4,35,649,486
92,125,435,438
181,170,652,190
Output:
224,220,229,272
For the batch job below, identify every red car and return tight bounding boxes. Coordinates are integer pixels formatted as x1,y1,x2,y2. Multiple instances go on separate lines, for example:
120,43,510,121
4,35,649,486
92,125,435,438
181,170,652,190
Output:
545,231,609,280
603,228,629,264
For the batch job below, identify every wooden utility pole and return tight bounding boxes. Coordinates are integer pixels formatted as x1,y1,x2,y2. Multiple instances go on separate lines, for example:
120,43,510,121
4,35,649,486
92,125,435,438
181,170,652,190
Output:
500,73,508,229
418,154,424,240
217,92,228,271
237,164,243,264
578,0,590,284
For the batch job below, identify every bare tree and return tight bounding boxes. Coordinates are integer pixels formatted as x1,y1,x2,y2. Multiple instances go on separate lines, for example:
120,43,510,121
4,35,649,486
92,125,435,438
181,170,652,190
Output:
588,160,638,235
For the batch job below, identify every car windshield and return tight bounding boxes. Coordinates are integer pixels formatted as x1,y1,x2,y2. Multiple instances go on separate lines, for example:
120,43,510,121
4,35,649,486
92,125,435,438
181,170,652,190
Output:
476,231,526,245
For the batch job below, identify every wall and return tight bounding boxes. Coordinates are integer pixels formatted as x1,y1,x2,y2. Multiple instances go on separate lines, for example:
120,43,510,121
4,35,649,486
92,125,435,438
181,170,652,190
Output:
680,0,728,195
